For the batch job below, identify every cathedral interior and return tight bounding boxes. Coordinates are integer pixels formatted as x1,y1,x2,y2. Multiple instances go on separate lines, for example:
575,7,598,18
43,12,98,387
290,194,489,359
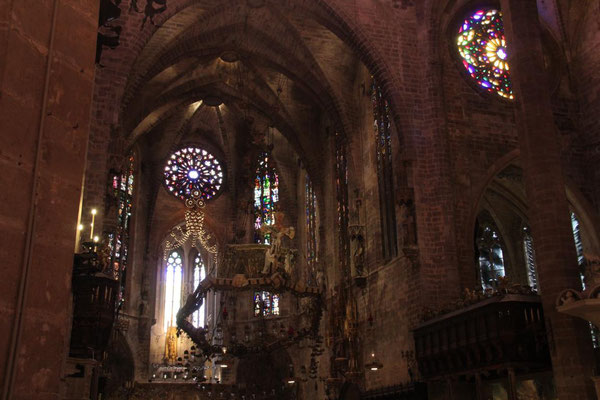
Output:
3,0,600,399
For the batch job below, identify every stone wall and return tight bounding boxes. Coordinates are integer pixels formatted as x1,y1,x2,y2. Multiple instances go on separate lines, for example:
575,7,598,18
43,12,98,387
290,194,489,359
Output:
3,0,600,399
0,1,99,399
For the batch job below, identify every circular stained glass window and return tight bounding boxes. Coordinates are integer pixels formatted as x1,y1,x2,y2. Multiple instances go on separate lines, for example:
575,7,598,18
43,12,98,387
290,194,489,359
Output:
164,147,224,202
457,9,513,100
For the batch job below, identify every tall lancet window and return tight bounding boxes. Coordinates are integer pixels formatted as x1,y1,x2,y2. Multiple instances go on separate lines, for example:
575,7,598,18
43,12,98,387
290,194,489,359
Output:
164,251,183,332
254,152,279,244
306,175,318,284
108,153,135,306
476,220,506,291
571,212,586,289
371,78,398,259
522,226,538,292
192,255,207,328
335,132,350,273
570,212,599,348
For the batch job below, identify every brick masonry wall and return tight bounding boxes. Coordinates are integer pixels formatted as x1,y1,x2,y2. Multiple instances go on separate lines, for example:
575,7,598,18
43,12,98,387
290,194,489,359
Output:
3,0,600,399
78,0,600,397
571,1,600,212
0,1,99,399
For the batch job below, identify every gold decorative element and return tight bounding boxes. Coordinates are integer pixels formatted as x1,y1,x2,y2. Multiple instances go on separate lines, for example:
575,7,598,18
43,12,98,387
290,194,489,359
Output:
165,326,178,364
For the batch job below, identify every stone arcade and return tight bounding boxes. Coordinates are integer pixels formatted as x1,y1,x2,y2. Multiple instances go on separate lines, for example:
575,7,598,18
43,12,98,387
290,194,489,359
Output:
2,1,600,400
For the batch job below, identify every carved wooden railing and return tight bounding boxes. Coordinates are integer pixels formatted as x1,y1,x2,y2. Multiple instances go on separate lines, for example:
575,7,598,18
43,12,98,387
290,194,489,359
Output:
69,252,119,359
110,383,295,400
414,294,550,380
361,383,427,400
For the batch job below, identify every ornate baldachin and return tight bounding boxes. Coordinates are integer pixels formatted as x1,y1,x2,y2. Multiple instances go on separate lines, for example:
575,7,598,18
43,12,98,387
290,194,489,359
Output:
176,272,323,359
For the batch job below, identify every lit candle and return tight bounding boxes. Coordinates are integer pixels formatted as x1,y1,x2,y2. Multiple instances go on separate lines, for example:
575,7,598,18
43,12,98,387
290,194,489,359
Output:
90,209,97,240
75,224,84,252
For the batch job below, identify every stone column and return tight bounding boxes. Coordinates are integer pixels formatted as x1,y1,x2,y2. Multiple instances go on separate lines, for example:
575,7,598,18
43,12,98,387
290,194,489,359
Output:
0,1,99,399
500,0,596,398
410,50,461,311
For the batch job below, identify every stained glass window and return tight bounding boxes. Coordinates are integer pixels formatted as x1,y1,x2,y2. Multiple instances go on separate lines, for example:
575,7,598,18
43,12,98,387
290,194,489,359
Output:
522,226,538,292
306,176,318,285
371,78,398,259
251,152,280,315
164,251,183,332
571,212,586,290
457,9,513,99
108,154,135,307
192,255,206,328
521,215,587,293
335,132,350,273
164,147,223,202
254,291,280,317
476,222,506,290
569,212,600,348
254,152,279,244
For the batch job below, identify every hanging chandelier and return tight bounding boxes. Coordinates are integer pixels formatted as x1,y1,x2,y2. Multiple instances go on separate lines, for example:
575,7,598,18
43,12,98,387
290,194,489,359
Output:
161,145,326,384
176,255,324,356
162,145,224,257
175,232,325,379
163,207,217,258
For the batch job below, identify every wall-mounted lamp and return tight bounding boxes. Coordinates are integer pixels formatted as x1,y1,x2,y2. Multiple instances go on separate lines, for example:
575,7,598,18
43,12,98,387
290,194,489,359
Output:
365,352,383,371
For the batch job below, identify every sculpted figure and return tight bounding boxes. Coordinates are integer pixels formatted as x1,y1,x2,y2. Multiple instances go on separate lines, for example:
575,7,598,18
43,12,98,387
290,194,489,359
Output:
352,233,365,277
584,253,600,286
558,290,579,306
398,198,417,246
261,223,295,274
98,240,113,274
165,326,178,364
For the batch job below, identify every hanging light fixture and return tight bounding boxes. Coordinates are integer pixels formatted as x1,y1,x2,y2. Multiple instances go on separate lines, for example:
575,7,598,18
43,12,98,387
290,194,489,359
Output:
365,352,383,371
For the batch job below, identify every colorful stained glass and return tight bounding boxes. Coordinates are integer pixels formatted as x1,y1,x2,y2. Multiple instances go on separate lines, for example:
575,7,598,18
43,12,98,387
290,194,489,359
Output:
107,154,135,308
254,152,279,244
164,147,223,202
305,176,318,284
254,291,280,317
457,9,513,99
164,251,183,332
371,78,398,259
192,255,206,328
272,294,280,316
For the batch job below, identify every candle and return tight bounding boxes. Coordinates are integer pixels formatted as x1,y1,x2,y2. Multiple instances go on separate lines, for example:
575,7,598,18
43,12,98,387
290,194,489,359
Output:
75,224,84,252
90,209,97,239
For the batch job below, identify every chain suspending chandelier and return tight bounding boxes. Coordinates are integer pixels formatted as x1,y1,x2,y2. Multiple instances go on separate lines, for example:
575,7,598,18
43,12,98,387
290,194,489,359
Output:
163,146,223,257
